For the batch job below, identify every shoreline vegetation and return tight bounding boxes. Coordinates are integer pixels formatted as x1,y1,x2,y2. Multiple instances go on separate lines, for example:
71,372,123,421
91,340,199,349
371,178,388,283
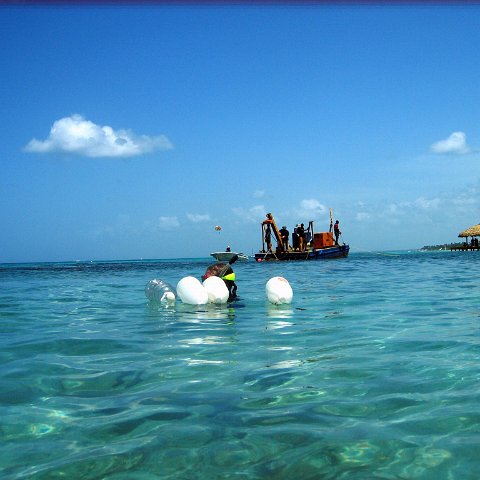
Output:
421,243,463,251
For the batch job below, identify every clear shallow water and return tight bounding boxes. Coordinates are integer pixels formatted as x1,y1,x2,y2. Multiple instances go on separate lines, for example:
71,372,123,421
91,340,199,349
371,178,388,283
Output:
1,251,480,479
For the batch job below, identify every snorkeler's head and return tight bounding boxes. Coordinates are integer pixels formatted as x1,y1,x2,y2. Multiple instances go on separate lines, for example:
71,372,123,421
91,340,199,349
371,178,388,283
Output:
202,263,235,282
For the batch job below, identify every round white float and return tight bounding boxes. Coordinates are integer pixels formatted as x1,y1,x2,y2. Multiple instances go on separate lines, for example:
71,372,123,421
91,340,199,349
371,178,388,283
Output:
203,276,229,304
266,276,293,305
176,276,209,305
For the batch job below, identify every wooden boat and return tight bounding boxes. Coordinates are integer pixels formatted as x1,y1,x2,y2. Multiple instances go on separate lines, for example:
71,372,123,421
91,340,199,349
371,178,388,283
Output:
210,251,249,262
254,212,349,262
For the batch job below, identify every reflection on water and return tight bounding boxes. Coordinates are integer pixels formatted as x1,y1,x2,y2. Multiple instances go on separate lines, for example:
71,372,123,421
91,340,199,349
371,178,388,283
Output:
266,320,294,331
180,336,230,345
266,304,294,320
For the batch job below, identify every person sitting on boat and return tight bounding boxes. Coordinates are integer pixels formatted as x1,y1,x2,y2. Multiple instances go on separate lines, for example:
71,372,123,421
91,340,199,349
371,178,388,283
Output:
202,262,237,301
334,220,341,245
279,226,289,251
226,245,231,252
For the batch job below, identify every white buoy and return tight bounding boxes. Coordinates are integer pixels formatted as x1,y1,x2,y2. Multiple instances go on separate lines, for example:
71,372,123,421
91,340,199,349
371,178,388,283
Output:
145,279,176,305
176,276,209,305
266,276,293,305
203,276,229,304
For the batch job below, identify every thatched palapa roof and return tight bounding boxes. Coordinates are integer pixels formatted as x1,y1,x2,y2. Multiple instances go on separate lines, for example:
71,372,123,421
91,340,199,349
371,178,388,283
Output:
458,223,480,237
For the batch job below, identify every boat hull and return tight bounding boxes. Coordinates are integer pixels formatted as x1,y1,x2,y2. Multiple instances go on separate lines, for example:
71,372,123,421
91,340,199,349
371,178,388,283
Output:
210,252,249,262
254,244,349,261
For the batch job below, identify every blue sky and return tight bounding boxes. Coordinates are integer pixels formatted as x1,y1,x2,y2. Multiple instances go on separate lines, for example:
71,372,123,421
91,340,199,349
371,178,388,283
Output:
2,4,480,262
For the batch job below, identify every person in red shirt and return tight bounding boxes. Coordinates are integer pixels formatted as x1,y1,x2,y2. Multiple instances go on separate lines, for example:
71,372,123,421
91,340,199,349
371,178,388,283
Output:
334,220,341,245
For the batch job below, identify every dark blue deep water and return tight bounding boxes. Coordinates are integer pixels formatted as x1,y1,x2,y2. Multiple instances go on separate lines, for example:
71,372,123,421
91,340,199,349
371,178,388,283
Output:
1,251,480,479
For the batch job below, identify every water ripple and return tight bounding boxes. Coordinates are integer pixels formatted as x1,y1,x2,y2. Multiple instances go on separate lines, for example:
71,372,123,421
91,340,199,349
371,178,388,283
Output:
2,252,480,479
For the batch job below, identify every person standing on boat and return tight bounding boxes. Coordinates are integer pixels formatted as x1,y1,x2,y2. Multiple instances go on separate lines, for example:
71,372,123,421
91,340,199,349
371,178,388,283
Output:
265,225,272,252
279,226,289,251
226,245,231,252
292,225,299,251
334,220,341,245
297,223,305,251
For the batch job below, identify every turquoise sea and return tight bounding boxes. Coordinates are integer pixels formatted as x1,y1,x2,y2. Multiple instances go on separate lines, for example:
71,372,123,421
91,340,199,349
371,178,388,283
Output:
1,251,480,479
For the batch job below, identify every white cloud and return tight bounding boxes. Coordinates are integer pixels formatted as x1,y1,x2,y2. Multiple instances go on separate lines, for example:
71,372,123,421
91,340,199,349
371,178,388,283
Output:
158,216,180,229
232,205,266,222
187,213,211,223
386,203,401,215
430,131,470,155
382,196,441,218
298,199,327,219
253,190,265,198
24,114,173,157
414,197,440,210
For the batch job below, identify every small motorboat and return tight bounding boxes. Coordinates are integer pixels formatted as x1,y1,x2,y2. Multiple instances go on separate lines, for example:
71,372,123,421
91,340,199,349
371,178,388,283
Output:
210,251,249,262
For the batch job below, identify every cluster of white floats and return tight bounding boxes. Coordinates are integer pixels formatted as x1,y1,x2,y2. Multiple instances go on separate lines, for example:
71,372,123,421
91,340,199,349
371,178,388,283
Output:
145,276,293,306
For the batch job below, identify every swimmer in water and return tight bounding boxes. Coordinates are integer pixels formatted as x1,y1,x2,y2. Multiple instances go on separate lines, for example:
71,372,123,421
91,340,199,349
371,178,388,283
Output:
202,260,238,302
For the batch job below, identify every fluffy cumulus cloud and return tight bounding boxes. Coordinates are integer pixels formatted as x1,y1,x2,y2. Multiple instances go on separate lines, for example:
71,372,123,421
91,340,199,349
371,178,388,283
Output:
187,213,211,223
430,131,470,155
298,199,327,218
24,114,173,157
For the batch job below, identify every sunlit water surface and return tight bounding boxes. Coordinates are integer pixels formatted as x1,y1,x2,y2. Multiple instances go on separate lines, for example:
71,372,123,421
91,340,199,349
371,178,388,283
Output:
1,251,480,479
